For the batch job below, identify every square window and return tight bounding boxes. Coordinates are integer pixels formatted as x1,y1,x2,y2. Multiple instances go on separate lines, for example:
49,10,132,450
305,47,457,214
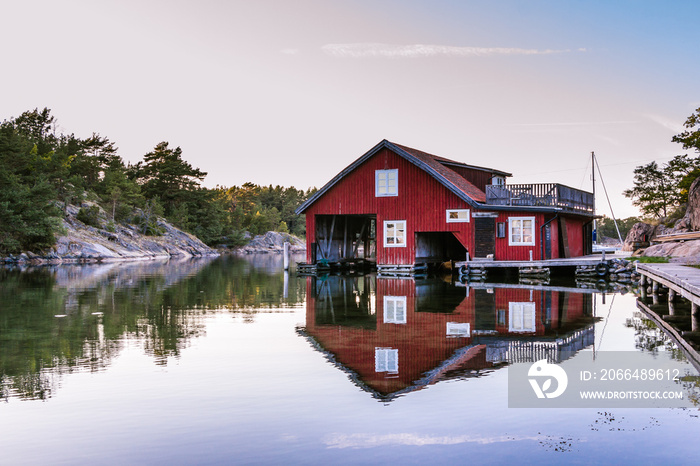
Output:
375,348,399,373
376,169,398,197
384,296,407,324
446,322,470,337
384,220,406,247
509,302,536,332
508,217,536,246
446,209,470,223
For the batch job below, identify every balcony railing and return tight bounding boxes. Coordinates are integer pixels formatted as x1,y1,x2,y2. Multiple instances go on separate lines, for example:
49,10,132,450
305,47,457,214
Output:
485,183,593,213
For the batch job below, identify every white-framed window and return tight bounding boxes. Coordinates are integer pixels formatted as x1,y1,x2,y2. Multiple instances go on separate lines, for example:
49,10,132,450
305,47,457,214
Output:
383,220,406,247
446,209,470,223
383,296,407,324
446,322,470,338
375,169,398,197
509,302,536,332
375,347,399,373
509,216,535,246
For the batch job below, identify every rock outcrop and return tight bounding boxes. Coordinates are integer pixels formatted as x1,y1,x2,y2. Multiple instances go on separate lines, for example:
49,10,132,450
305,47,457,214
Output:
235,231,305,254
686,177,700,230
643,241,700,262
622,222,656,252
622,177,700,259
2,202,217,265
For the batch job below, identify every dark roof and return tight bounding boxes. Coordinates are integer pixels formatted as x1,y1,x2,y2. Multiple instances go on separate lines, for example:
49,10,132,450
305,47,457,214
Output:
393,143,511,178
392,143,489,203
296,139,508,214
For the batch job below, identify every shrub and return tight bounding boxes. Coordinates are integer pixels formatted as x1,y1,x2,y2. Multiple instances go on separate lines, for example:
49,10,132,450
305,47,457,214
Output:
76,205,102,227
627,256,670,263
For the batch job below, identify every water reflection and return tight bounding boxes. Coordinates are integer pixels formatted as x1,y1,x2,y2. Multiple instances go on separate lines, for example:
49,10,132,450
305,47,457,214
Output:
0,255,304,401
300,275,597,401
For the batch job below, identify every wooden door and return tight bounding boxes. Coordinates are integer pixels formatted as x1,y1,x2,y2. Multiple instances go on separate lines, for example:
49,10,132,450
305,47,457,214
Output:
474,217,496,258
543,224,552,259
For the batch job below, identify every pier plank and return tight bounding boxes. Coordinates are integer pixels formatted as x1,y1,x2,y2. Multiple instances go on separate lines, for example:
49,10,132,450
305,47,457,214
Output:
455,254,608,269
637,263,700,307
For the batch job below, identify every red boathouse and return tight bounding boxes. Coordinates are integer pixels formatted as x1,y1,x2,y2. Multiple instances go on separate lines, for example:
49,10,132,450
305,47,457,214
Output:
296,140,595,269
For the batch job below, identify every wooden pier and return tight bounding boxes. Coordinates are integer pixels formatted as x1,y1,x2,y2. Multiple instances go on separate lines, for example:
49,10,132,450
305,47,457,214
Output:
297,258,375,275
454,254,617,280
455,254,610,270
636,263,700,369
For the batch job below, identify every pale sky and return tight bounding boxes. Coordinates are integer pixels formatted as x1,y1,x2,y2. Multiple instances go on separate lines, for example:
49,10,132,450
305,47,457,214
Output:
3,0,699,219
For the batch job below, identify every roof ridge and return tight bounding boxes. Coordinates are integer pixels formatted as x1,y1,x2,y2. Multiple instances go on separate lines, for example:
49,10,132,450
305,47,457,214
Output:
297,139,488,214
386,141,487,204
390,141,511,176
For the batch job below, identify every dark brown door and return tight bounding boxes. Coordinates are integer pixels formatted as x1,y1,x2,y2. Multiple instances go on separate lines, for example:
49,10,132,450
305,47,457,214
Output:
474,217,496,258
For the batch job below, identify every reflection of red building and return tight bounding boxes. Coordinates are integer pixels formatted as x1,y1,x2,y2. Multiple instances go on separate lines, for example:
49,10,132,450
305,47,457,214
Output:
301,276,594,400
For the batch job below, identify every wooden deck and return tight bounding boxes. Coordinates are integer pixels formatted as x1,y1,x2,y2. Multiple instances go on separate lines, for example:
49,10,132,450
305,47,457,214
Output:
635,263,700,372
636,299,700,373
455,280,600,294
636,263,700,306
653,231,700,243
455,254,610,269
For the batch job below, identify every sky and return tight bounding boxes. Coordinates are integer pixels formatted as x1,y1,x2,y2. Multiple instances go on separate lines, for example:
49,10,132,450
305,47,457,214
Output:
2,0,699,220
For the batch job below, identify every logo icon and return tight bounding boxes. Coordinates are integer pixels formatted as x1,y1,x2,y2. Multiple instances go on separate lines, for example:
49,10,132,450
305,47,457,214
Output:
528,359,568,399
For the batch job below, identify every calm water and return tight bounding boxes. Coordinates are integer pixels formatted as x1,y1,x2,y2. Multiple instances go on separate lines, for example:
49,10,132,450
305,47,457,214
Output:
1,255,699,465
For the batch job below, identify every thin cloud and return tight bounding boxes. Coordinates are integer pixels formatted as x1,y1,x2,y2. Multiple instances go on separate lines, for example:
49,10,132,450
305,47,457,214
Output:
511,121,636,127
324,433,540,448
643,113,684,134
322,43,578,58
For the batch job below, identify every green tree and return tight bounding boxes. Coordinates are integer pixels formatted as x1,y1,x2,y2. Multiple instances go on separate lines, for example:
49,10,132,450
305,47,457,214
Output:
69,134,122,192
0,110,64,253
672,106,700,153
100,167,143,221
623,161,674,217
597,215,641,240
672,107,700,199
624,153,700,217
134,198,165,236
133,142,206,216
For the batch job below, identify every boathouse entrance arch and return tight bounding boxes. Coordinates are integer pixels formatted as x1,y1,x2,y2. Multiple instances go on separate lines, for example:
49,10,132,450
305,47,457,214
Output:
313,214,376,263
415,231,468,265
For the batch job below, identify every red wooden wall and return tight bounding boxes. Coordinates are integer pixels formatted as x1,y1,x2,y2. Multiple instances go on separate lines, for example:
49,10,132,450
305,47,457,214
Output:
304,148,474,264
563,217,587,257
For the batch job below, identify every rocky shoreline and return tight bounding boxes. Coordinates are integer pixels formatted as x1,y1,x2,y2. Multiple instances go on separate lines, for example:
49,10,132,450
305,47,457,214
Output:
231,231,306,255
1,203,307,266
2,217,218,266
620,177,700,262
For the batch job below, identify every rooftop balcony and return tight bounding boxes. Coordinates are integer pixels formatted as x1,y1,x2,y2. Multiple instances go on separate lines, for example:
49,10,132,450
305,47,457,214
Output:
485,183,594,214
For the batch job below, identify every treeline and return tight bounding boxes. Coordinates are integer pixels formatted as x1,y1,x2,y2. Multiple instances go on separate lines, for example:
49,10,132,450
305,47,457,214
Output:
596,215,640,241
0,108,314,254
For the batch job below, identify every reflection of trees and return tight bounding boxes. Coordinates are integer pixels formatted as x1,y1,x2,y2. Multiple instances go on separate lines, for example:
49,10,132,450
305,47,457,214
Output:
625,313,674,353
0,255,305,400
627,308,689,364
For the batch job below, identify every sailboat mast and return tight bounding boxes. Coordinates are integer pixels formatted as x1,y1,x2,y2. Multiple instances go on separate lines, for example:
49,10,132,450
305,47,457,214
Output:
592,151,597,245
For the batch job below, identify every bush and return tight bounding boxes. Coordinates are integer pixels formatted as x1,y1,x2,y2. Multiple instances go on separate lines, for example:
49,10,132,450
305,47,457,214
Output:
627,256,670,263
131,199,165,236
76,205,102,227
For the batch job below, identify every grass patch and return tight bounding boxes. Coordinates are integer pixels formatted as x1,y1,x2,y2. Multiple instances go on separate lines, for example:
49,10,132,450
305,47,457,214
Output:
625,256,670,263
